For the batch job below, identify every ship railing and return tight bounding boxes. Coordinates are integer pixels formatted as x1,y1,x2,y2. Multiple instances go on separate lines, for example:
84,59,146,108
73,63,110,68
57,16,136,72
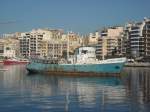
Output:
31,58,59,64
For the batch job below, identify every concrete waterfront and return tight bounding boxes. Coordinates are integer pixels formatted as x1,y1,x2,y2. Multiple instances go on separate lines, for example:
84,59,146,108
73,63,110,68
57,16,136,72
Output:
125,62,150,67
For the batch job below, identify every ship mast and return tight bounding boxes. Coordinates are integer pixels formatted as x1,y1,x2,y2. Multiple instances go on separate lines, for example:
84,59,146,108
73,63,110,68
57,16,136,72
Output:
67,32,70,61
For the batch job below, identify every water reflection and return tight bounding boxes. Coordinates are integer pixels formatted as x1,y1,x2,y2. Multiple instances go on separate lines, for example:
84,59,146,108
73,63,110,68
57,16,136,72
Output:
0,65,150,112
123,67,150,103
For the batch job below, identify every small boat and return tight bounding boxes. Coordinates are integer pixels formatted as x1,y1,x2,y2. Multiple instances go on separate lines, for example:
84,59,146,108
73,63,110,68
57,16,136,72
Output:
26,47,126,76
3,58,29,65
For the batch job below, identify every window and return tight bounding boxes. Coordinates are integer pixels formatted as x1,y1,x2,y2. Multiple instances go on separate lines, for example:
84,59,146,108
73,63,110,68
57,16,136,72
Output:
81,50,87,54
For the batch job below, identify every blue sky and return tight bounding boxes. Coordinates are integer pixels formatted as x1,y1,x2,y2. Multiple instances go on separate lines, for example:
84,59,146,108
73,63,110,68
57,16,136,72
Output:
0,0,150,34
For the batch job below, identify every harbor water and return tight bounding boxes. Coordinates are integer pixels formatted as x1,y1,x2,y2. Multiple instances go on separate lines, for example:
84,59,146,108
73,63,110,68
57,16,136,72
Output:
0,64,150,112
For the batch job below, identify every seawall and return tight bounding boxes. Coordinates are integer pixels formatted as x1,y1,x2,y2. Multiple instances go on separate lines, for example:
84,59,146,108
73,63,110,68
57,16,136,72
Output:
125,62,150,67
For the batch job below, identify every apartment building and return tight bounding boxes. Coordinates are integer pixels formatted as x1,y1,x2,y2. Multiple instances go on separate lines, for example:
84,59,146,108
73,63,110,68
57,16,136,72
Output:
62,32,82,53
47,40,67,59
19,29,65,58
0,40,4,57
96,27,124,59
31,29,63,41
19,33,31,57
124,18,150,60
40,40,48,57
0,38,19,58
122,24,132,57
143,18,150,59
130,22,145,58
88,31,99,45
96,37,107,59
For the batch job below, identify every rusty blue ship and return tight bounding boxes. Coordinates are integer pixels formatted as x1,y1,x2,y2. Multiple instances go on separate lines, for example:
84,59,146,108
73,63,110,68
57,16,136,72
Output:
26,47,126,75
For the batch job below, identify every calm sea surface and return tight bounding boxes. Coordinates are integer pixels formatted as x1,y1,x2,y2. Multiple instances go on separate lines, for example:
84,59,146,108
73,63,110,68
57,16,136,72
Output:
0,64,150,112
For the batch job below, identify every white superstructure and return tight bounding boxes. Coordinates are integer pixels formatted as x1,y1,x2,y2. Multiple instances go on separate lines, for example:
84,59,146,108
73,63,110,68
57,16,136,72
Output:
68,47,126,64
76,47,96,64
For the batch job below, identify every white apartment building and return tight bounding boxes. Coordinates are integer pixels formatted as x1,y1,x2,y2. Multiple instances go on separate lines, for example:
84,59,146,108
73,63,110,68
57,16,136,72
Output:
19,29,65,58
31,29,63,41
0,38,19,58
125,17,150,60
129,22,145,58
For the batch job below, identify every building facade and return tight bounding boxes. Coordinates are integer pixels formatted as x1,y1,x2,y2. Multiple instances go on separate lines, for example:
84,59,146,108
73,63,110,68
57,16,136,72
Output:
124,18,150,61
47,41,67,59
19,29,67,58
0,41,4,57
19,33,31,57
143,18,150,60
0,38,19,58
88,31,99,45
96,27,124,59
62,32,82,53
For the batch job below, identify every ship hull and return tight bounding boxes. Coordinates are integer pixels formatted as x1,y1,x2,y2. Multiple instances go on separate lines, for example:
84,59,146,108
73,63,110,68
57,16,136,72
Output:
26,61,125,75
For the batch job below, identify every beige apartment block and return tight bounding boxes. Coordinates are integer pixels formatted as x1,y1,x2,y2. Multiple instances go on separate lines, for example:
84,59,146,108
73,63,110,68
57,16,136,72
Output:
40,41,48,57
47,40,67,59
96,26,124,59
88,31,99,45
62,32,82,53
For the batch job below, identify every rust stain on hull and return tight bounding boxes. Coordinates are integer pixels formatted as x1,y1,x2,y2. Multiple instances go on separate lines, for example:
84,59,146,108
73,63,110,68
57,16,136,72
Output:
27,69,121,77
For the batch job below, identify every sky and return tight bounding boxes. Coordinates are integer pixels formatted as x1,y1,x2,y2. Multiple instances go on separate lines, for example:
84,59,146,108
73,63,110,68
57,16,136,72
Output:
0,0,150,35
